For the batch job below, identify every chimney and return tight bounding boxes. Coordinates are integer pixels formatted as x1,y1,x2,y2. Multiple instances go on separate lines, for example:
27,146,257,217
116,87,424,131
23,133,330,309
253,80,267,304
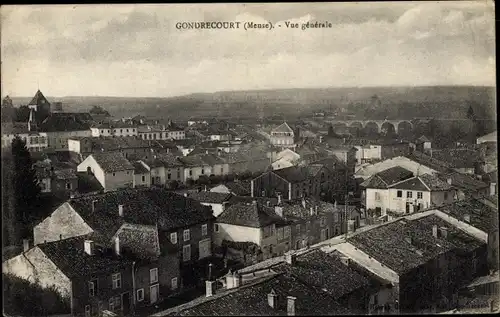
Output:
204,185,208,192
464,214,470,223
84,240,95,255
23,239,30,252
205,150,209,154
225,270,235,289
432,225,438,238
310,207,314,216
287,296,296,316
285,252,296,265
447,177,452,185
205,280,216,297
266,201,271,207
92,200,97,213
268,289,278,309
301,197,306,209
118,204,124,217
114,236,120,256
252,200,257,205
275,206,283,217
440,227,448,238
251,180,255,197
340,256,350,266
184,192,188,197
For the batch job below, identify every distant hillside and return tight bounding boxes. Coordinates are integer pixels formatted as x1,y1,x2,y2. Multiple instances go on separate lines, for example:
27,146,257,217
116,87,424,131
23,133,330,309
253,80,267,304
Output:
8,86,496,121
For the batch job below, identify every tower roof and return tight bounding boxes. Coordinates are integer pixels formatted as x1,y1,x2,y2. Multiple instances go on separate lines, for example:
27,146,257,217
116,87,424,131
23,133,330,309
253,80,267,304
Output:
272,122,294,133
29,90,50,106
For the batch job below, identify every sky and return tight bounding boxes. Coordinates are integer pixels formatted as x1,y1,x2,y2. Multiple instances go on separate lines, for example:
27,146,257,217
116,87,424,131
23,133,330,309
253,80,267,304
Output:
1,2,495,98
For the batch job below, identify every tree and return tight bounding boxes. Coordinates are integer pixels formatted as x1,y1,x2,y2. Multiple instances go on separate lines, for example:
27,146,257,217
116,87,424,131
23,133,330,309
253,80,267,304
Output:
11,136,41,239
89,105,111,117
466,105,476,121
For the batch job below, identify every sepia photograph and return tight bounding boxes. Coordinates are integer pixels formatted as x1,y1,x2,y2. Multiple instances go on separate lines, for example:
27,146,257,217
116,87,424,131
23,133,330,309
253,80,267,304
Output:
0,2,498,316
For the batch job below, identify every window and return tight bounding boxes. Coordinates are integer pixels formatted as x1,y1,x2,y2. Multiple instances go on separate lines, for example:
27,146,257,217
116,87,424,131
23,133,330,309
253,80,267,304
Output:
201,169,205,175
112,273,121,289
136,289,144,302
277,227,284,239
170,232,177,244
375,192,381,201
334,213,339,223
112,172,116,176
284,226,291,238
126,129,129,132
407,191,413,198
296,224,301,233
150,268,158,284
167,173,171,180
66,183,72,190
171,277,178,290
320,217,326,227
397,190,402,198
88,281,96,296
201,224,208,236
183,229,190,241
183,244,191,261
85,305,91,317
189,170,192,176
417,192,423,199
214,224,220,232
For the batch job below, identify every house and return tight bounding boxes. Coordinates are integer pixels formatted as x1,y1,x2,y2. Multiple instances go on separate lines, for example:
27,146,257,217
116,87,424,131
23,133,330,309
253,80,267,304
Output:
360,166,456,218
77,152,135,192
328,212,488,313
250,164,331,201
220,148,272,175
184,191,233,217
271,145,328,170
179,153,229,182
164,121,186,140
143,153,185,186
137,125,170,141
438,198,499,271
90,122,138,137
132,161,151,188
32,188,215,289
38,113,92,151
270,122,295,148
1,121,49,152
482,170,498,197
410,135,432,153
163,262,351,316
427,148,484,175
214,201,291,261
2,236,135,317
34,161,78,197
271,249,373,313
477,131,497,145
326,146,358,175
210,181,251,196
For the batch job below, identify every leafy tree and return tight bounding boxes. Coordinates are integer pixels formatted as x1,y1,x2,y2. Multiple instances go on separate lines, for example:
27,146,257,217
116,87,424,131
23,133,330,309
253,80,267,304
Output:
466,105,476,121
14,105,30,122
2,152,16,246
168,180,179,190
89,105,111,116
11,136,41,239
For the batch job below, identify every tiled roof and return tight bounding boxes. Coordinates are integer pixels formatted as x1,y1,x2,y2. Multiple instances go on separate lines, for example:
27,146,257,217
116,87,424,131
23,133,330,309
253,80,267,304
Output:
113,223,160,260
175,272,349,316
178,155,208,167
53,168,77,180
90,152,134,173
439,198,498,233
186,191,233,204
227,196,279,207
348,214,485,274
271,122,294,134
272,249,371,300
418,173,453,191
447,172,489,192
38,113,90,132
361,166,414,189
217,202,287,228
223,181,251,196
132,161,149,174
430,149,483,168
390,174,451,191
76,136,152,152
145,153,183,168
69,188,214,241
37,235,133,278
310,156,347,171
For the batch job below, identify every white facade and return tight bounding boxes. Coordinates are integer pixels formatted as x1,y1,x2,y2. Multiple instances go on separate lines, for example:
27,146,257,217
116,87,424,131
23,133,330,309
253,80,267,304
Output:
77,155,134,191
46,130,92,151
91,126,137,137
354,145,382,164
1,132,49,152
167,130,186,140
355,156,438,180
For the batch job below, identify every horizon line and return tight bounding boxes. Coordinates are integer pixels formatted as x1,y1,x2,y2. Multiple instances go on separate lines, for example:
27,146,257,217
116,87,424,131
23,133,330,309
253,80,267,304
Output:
5,84,495,100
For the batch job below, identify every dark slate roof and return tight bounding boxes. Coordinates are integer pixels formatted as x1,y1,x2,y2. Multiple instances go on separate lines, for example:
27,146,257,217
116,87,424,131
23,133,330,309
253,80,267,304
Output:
272,249,371,300
178,155,209,167
440,198,498,233
389,176,428,191
430,149,483,168
310,156,347,171
447,172,489,192
361,166,414,189
390,174,452,191
28,90,50,106
38,113,90,132
132,161,149,174
69,188,214,241
76,136,154,152
217,202,287,228
348,214,485,275
271,122,294,134
175,272,349,316
272,166,311,183
53,168,77,180
145,153,183,168
224,181,251,196
37,235,133,278
91,152,134,173
186,191,233,204
76,172,104,193
227,196,279,207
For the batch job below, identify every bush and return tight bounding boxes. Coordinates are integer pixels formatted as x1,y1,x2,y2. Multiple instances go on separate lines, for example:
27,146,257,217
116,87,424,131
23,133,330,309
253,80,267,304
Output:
186,178,195,187
3,273,71,316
